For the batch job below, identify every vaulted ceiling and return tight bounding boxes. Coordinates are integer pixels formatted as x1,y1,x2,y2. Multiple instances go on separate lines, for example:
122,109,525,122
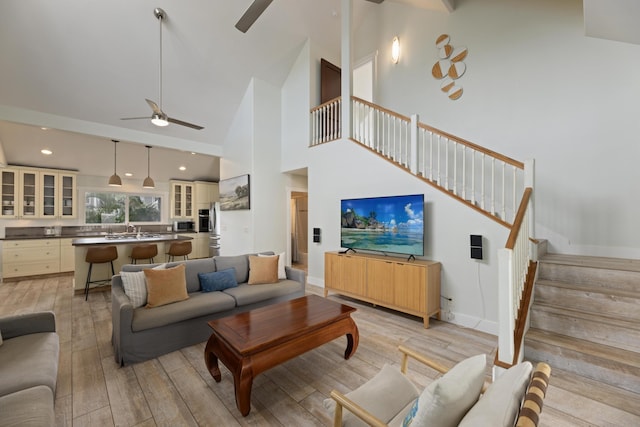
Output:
0,0,637,180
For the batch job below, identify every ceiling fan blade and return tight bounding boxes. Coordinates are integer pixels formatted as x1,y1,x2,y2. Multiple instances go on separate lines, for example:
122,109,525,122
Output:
235,0,273,33
167,116,204,130
120,116,150,120
145,99,163,115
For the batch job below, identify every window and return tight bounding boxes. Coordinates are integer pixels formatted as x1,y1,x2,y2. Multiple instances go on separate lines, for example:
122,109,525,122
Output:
85,192,161,224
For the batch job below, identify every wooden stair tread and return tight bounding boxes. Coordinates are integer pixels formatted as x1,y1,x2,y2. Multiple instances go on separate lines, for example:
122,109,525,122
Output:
526,328,640,369
541,253,640,273
535,278,640,299
532,302,640,331
544,365,640,418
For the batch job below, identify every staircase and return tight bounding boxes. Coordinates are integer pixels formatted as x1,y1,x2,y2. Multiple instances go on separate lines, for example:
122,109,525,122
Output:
525,253,640,396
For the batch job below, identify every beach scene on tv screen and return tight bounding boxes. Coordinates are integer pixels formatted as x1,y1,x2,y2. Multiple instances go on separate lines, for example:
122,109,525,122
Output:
341,194,424,256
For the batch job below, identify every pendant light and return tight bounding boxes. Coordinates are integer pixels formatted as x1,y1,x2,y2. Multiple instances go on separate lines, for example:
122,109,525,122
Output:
108,140,122,186
142,145,155,188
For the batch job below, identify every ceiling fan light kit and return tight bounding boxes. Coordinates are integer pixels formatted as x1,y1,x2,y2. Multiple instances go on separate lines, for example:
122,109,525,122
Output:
151,113,168,127
121,7,204,130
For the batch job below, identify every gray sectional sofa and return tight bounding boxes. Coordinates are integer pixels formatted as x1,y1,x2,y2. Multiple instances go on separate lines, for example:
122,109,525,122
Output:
0,311,59,427
111,252,306,365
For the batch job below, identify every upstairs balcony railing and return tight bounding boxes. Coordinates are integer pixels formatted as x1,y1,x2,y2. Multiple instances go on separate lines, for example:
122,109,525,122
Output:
310,95,536,369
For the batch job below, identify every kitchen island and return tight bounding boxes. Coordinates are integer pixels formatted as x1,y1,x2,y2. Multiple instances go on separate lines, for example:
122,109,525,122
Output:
72,233,193,292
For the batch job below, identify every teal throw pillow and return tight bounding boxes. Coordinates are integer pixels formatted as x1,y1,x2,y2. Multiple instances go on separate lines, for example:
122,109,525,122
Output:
199,268,238,292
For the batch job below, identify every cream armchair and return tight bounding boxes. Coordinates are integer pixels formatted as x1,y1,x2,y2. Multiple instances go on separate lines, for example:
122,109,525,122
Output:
327,345,551,427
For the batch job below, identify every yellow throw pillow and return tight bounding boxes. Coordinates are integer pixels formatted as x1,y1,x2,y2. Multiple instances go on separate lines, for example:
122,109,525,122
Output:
248,255,279,285
144,264,189,308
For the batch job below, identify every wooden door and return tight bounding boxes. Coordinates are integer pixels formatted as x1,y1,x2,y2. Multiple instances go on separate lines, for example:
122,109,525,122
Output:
321,58,341,104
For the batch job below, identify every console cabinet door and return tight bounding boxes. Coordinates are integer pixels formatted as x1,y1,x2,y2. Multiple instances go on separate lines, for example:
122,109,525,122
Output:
340,255,366,296
325,253,366,295
394,262,426,312
324,252,342,291
366,259,395,302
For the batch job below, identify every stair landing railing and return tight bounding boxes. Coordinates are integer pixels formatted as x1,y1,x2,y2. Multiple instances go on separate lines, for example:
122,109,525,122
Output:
310,95,537,371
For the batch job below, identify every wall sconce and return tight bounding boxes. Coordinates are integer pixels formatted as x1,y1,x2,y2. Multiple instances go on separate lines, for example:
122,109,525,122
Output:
391,36,401,64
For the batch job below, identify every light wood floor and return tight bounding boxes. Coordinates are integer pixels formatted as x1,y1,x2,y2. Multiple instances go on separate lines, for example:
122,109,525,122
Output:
1,273,639,426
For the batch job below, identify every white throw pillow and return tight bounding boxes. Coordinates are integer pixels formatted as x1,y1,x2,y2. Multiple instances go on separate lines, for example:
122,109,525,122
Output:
120,271,147,308
258,252,286,279
403,354,486,427
458,361,533,427
120,264,167,308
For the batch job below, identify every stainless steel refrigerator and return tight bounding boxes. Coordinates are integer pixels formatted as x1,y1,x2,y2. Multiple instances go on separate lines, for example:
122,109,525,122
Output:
209,202,221,257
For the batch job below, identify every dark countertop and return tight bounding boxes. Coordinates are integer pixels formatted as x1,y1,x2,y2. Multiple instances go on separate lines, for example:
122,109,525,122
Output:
2,231,199,241
71,233,194,246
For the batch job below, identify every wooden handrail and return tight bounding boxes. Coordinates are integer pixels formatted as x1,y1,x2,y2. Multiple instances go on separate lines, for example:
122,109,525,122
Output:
310,96,342,113
351,96,411,122
352,95,523,169
418,122,524,170
505,187,532,249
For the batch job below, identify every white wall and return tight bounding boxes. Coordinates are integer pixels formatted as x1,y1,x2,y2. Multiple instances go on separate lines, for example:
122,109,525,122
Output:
356,0,640,258
281,40,312,173
252,79,287,254
308,139,507,333
220,81,254,255
220,77,291,258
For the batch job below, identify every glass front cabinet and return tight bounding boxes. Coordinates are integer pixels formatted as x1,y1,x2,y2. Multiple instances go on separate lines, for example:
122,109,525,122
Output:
170,180,194,219
1,169,17,218
59,173,76,218
0,167,76,219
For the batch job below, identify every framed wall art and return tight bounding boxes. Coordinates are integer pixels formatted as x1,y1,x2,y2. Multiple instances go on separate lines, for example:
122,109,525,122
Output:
219,174,250,211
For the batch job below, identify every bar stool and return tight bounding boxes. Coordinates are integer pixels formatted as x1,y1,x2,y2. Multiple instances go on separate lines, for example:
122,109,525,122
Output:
166,241,192,262
84,245,118,301
130,244,158,264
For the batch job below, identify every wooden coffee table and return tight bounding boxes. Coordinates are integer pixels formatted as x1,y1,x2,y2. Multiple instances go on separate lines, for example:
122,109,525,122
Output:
204,295,359,416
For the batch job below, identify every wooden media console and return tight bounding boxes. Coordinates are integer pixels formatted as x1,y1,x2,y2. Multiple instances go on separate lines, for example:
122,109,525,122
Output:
324,251,441,328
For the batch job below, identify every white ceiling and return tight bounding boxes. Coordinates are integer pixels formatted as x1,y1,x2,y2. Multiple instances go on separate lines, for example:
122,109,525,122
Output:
0,0,637,182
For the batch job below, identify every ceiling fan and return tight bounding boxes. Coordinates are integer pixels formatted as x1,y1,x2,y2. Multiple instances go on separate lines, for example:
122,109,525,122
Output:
122,8,204,130
235,0,384,33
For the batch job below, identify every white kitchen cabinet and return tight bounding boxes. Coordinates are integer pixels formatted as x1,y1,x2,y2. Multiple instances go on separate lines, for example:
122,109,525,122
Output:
1,167,76,219
170,180,194,219
59,238,75,272
58,173,77,218
19,169,39,218
2,239,60,278
195,181,219,210
0,169,17,218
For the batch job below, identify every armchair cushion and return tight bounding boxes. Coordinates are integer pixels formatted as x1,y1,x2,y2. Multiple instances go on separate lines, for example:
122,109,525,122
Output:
324,364,419,427
458,361,533,427
402,354,486,427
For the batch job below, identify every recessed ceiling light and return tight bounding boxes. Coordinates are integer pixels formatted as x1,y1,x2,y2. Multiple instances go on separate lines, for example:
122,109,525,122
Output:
179,166,186,171
125,173,133,177
41,149,53,155
40,127,48,131
190,152,196,155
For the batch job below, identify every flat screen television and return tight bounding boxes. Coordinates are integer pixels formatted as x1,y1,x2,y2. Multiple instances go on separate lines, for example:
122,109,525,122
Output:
341,193,425,257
